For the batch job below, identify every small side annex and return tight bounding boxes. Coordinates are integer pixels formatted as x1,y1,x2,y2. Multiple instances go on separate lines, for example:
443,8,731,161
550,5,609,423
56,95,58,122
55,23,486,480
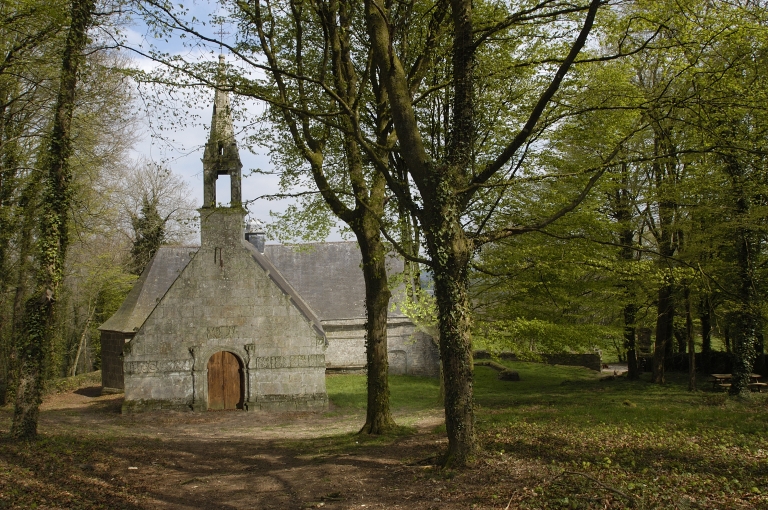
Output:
263,242,439,378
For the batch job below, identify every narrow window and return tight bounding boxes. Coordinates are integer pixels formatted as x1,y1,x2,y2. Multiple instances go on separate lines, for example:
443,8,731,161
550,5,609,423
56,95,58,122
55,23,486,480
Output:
216,174,231,206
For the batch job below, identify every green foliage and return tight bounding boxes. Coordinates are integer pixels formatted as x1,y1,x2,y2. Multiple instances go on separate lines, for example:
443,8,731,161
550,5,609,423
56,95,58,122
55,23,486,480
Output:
474,363,768,508
395,280,438,339
129,196,165,276
475,319,618,359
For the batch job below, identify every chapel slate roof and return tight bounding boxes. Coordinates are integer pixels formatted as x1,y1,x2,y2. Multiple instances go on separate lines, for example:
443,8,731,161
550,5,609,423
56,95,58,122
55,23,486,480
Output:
98,246,196,334
263,242,406,321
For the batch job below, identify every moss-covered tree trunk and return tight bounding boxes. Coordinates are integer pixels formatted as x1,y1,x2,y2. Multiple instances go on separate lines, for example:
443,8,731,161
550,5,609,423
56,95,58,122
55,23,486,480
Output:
246,0,398,434
726,159,760,397
357,214,395,434
424,207,476,466
11,0,94,439
614,164,640,380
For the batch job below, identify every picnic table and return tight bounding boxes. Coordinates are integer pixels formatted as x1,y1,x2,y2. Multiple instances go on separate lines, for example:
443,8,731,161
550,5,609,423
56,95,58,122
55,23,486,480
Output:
709,373,767,392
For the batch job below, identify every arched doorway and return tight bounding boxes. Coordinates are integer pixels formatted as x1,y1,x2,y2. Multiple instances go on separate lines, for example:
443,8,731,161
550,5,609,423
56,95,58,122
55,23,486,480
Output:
207,351,244,410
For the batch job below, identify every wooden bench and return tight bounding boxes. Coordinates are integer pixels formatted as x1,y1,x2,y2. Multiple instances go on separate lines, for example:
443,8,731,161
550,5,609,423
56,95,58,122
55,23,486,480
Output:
709,373,766,392
709,374,732,391
708,375,766,392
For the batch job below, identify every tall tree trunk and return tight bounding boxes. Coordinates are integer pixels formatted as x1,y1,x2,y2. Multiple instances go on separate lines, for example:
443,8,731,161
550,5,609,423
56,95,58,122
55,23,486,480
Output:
0,80,26,406
424,204,476,466
357,215,396,434
727,159,760,396
419,0,478,467
4,183,41,406
652,281,674,383
648,116,678,384
676,328,686,355
433,268,475,466
252,0,398,434
624,303,639,380
11,0,94,438
615,163,639,379
685,284,695,391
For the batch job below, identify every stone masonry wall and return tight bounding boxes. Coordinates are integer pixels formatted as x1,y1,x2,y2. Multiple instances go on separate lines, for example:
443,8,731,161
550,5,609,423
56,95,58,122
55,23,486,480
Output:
323,318,439,377
474,351,602,372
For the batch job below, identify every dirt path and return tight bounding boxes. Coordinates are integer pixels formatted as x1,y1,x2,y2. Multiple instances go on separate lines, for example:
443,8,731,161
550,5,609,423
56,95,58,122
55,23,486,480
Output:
1,387,517,510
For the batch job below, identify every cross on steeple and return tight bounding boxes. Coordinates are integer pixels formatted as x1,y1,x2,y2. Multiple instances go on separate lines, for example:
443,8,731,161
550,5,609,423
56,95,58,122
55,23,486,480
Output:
216,23,229,54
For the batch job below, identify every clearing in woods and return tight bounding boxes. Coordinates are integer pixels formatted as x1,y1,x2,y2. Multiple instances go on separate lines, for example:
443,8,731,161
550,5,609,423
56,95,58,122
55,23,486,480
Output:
1,364,767,509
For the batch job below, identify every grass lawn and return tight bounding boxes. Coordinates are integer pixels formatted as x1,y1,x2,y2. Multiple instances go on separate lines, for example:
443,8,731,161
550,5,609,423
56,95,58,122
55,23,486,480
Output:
477,363,768,508
328,362,768,509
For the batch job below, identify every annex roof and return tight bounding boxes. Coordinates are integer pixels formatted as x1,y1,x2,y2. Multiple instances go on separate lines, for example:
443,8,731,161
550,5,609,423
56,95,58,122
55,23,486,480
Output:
263,242,406,321
98,246,195,334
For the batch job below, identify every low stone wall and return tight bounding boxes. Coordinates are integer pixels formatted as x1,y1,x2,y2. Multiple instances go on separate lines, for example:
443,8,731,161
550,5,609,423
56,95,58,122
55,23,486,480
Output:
639,352,768,376
474,351,602,372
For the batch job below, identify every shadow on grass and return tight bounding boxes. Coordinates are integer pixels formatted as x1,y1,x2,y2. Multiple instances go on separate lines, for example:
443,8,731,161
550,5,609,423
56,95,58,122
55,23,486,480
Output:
472,362,768,490
74,385,104,397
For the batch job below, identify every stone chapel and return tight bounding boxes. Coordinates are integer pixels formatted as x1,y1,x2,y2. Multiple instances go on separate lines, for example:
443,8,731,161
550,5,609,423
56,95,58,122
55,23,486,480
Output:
99,57,439,413
99,56,328,412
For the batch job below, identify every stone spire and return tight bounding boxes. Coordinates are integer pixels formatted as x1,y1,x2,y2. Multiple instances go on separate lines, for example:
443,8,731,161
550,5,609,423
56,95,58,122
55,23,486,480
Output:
202,54,242,208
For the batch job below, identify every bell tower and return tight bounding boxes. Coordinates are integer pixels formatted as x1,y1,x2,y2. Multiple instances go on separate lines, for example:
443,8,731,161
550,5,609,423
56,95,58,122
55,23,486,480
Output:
202,54,242,209
200,55,245,251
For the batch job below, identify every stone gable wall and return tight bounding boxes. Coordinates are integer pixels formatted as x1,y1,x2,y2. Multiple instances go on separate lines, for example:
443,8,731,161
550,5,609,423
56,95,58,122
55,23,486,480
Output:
123,209,327,412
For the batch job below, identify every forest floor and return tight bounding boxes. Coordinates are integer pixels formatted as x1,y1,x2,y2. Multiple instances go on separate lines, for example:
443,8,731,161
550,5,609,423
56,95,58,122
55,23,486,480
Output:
1,365,767,509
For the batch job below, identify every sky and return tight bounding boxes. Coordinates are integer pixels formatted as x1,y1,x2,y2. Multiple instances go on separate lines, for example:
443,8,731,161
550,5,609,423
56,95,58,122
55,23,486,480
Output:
118,5,342,243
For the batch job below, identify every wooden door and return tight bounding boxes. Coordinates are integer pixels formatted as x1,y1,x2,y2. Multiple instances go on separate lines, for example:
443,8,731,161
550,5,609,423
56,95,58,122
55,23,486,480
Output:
207,351,244,410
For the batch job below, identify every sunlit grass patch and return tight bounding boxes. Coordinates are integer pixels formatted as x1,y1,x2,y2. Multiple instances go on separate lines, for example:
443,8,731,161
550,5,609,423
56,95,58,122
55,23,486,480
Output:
326,373,441,413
